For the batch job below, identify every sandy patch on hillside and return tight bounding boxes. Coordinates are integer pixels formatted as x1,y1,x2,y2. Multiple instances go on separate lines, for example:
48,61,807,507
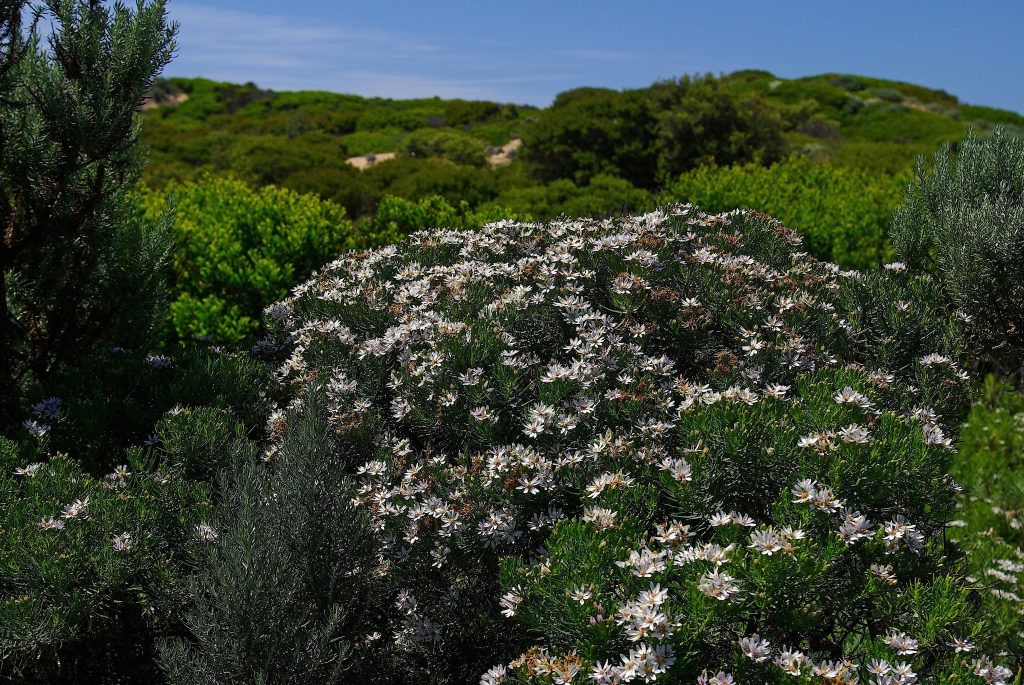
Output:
141,92,189,111
345,138,521,171
346,152,397,170
489,138,521,168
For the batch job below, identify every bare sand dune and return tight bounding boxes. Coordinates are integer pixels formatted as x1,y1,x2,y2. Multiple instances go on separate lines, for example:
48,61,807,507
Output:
345,152,397,170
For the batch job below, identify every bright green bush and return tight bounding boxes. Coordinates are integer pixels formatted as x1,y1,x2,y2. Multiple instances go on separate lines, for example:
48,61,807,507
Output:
139,176,379,344
662,158,910,269
342,129,403,156
843,107,966,145
831,141,938,175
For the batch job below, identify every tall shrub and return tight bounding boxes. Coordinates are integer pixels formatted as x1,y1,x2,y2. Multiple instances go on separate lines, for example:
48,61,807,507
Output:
139,176,368,343
890,128,1024,368
0,0,177,423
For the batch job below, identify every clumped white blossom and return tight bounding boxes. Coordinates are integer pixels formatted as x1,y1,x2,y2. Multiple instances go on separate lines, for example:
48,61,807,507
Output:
261,205,984,685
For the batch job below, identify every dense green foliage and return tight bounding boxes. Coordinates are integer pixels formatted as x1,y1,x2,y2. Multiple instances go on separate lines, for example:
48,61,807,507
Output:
139,71,1021,229
138,176,388,343
1,342,270,683
891,130,1024,367
140,77,530,209
4,15,1024,679
947,376,1024,657
662,158,912,269
0,0,176,424
367,194,528,238
159,402,379,684
484,173,656,221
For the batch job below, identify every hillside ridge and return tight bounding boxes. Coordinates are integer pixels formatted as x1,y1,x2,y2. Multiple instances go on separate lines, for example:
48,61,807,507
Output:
139,70,1023,222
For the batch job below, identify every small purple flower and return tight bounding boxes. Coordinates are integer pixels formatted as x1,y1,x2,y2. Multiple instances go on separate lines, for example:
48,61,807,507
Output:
145,354,172,369
32,396,62,420
112,532,132,552
37,517,65,531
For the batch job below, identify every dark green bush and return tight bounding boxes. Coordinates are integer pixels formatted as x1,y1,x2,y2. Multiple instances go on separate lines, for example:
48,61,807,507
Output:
648,76,787,182
367,194,527,238
443,99,505,128
384,161,525,208
521,87,659,188
0,0,176,423
357,106,434,133
483,173,654,220
397,128,490,167
1,445,213,683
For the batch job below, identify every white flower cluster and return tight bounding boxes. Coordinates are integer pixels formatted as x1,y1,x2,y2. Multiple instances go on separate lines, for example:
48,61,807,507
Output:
264,207,978,681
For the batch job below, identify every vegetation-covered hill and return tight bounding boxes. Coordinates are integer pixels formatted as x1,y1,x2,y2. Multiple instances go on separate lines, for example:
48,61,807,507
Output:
139,72,1024,339
141,71,1024,222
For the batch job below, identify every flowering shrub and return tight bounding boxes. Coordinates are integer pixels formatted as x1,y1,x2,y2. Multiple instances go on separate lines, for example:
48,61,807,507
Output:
1,341,270,682
230,203,1022,684
0,446,212,682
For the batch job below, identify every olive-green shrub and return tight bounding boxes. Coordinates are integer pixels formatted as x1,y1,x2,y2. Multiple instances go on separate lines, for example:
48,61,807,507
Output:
367,194,529,238
890,129,1024,368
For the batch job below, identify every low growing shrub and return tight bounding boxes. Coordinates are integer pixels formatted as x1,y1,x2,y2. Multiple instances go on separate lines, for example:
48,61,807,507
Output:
170,204,1020,684
1,340,271,682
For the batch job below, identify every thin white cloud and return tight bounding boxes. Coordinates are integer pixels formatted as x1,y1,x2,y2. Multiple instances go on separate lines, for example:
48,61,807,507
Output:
166,3,569,102
557,49,645,62
163,3,696,104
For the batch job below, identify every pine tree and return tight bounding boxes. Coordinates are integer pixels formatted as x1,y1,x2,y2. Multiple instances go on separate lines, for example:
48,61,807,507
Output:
0,0,177,423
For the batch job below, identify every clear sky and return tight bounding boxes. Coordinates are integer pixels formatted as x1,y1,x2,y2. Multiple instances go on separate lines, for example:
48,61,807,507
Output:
164,0,1024,114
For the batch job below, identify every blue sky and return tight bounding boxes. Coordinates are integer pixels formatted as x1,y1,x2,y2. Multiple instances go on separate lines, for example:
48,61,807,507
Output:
165,1,1024,113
